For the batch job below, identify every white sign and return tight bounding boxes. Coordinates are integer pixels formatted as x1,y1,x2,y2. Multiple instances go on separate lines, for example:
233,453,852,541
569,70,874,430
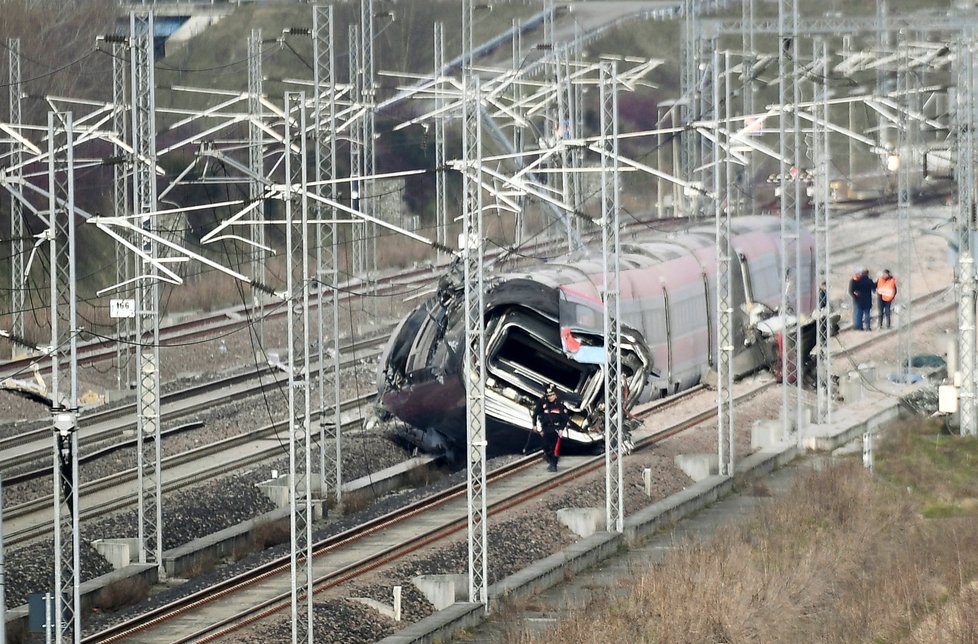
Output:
110,298,135,319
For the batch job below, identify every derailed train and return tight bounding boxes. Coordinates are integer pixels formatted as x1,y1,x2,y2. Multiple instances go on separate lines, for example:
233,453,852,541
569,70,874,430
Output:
376,216,824,458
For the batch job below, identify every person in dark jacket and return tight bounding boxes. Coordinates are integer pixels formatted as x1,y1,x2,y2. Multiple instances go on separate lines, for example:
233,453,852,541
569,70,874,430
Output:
848,268,875,330
532,384,568,472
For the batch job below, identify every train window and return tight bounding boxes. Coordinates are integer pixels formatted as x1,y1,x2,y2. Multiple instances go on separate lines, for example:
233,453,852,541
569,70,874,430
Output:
558,287,602,333
492,326,587,390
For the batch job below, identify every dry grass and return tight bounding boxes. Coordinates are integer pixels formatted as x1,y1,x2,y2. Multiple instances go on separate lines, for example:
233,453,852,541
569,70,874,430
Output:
4,618,29,644
92,577,150,613
183,554,218,579
248,519,291,552
340,489,374,515
521,417,978,643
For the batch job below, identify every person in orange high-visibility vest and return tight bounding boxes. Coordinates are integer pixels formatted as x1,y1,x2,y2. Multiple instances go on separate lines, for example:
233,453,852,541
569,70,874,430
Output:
876,269,897,329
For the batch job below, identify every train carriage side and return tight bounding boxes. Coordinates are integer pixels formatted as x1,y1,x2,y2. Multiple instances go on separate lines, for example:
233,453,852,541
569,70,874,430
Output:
618,243,712,398
730,219,817,317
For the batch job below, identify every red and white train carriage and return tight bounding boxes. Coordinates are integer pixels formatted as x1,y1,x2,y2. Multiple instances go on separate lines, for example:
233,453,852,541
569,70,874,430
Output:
376,215,820,457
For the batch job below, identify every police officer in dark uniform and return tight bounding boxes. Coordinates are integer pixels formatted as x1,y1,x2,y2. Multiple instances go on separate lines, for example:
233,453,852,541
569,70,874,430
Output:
532,384,568,472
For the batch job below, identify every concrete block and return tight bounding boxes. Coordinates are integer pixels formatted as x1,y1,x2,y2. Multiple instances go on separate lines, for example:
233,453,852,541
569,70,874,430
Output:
256,476,323,509
413,574,467,610
843,371,863,403
256,478,289,508
92,538,140,570
857,362,877,384
556,507,605,538
674,453,718,481
351,596,397,620
104,389,131,404
310,499,326,522
751,420,783,450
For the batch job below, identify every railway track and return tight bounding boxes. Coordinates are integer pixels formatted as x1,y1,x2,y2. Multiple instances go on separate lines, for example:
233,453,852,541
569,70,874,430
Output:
84,371,750,643
1,201,954,638
3,391,376,547
0,333,389,479
80,291,959,643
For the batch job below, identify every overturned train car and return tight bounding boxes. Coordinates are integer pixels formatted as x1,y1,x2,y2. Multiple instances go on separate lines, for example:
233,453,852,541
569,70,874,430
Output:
376,216,819,458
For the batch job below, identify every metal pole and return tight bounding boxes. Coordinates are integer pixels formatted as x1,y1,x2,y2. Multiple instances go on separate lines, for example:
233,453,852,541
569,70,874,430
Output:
131,11,163,578
601,61,624,534
348,24,364,278
44,593,52,644
960,252,976,435
511,19,526,245
956,41,976,435
716,49,734,477
285,91,314,643
680,0,697,214
7,39,24,360
0,473,5,644
434,22,448,262
361,0,378,304
742,0,756,214
462,0,488,609
814,38,833,423
555,47,573,252
896,33,915,376
248,28,265,349
113,41,133,392
314,4,342,508
49,110,80,644
778,0,801,440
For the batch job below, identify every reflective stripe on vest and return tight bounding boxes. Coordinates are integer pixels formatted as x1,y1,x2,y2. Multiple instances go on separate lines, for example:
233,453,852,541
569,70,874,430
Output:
877,277,896,302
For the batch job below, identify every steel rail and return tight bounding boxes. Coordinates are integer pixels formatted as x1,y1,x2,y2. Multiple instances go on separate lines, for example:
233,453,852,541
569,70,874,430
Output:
0,334,388,474
3,392,374,547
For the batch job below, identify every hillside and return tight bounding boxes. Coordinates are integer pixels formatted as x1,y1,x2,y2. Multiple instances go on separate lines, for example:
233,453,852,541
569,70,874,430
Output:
0,0,961,341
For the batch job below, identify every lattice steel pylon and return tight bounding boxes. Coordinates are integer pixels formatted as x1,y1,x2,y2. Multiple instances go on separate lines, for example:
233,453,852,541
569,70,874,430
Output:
462,0,488,609
778,0,803,440
896,36,916,380
0,474,5,634
960,253,976,436
955,40,976,435
510,19,527,244
812,38,834,424
715,49,734,478
679,0,698,214
248,28,266,349
555,47,574,252
49,110,81,644
741,0,757,215
113,41,133,392
434,22,449,262
361,0,378,288
600,61,624,534
285,91,315,642
314,5,343,506
130,12,163,576
7,38,24,360
348,24,365,277
698,36,718,219
571,29,585,236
